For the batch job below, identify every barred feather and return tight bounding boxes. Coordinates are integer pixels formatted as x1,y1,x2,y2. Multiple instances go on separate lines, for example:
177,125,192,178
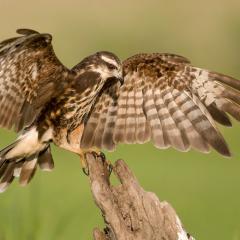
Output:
135,87,148,143
172,90,209,152
19,156,38,186
125,89,136,143
38,147,54,171
102,93,118,150
148,88,165,148
0,29,70,132
114,87,128,143
81,53,240,156
0,162,15,193
93,96,110,148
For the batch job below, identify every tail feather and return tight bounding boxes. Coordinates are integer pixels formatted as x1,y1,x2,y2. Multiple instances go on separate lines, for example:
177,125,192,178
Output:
13,161,24,177
38,147,54,171
0,142,54,192
0,160,8,176
19,156,38,186
0,162,15,193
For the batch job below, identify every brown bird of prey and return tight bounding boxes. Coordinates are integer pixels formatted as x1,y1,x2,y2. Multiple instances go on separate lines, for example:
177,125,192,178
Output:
0,28,240,192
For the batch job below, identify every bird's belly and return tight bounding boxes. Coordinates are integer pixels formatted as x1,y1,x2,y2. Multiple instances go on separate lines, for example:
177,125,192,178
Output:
54,124,84,155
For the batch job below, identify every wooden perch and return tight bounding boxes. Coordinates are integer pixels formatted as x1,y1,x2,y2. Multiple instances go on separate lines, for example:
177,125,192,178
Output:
86,153,195,240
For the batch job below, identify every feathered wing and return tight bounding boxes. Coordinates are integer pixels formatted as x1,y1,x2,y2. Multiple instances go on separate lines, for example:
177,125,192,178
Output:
81,53,240,156
0,29,71,192
0,29,71,132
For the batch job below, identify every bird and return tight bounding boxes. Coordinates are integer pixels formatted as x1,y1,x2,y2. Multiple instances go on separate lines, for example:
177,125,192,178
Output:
0,28,240,192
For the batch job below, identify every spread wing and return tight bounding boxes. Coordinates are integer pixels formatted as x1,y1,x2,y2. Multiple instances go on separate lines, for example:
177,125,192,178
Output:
81,53,240,156
0,29,71,131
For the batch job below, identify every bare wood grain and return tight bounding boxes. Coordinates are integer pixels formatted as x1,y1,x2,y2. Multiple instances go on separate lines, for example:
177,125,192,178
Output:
86,153,195,240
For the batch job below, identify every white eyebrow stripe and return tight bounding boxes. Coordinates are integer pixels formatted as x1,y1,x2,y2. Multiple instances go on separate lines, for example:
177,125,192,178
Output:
101,55,118,67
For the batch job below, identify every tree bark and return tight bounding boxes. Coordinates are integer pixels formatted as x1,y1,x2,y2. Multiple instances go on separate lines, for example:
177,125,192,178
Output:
86,153,195,240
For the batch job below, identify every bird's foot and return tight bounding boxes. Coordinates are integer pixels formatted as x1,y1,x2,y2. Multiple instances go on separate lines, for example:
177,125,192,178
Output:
80,151,112,176
90,151,113,175
98,152,113,175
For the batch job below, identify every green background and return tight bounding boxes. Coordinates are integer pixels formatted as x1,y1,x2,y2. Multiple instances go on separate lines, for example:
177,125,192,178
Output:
0,0,240,239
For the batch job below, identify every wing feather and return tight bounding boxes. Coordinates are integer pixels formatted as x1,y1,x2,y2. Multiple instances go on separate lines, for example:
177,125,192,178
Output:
0,29,71,132
206,103,232,126
125,89,136,144
113,87,128,143
160,88,186,150
165,89,190,151
172,89,209,152
92,96,110,148
102,101,117,150
135,87,148,143
148,88,165,148
81,53,240,156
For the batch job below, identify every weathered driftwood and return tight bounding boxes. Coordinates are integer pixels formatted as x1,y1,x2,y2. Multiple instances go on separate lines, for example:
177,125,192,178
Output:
86,153,195,240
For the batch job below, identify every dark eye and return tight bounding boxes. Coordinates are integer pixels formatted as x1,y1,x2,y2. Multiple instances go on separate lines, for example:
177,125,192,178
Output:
107,63,117,70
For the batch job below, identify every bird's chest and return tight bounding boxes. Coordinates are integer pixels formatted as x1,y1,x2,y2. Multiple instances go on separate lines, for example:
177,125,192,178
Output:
53,124,85,154
46,88,97,153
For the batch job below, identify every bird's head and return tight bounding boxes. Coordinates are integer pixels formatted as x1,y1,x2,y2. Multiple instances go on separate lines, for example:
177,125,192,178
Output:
91,51,123,85
74,51,123,86
72,51,123,100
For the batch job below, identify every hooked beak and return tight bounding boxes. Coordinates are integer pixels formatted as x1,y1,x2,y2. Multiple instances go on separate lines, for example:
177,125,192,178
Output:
118,76,124,86
117,69,124,85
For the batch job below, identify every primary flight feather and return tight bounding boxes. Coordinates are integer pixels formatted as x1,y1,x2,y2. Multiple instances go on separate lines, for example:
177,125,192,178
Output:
0,29,239,192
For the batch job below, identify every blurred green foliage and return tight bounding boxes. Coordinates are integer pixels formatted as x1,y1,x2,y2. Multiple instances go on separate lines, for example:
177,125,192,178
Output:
0,0,240,239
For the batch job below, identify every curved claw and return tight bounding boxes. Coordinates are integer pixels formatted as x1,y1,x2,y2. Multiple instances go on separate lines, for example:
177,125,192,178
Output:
90,151,99,159
99,152,106,163
82,167,89,176
98,152,112,176
80,153,89,176
80,151,112,176
107,163,113,175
